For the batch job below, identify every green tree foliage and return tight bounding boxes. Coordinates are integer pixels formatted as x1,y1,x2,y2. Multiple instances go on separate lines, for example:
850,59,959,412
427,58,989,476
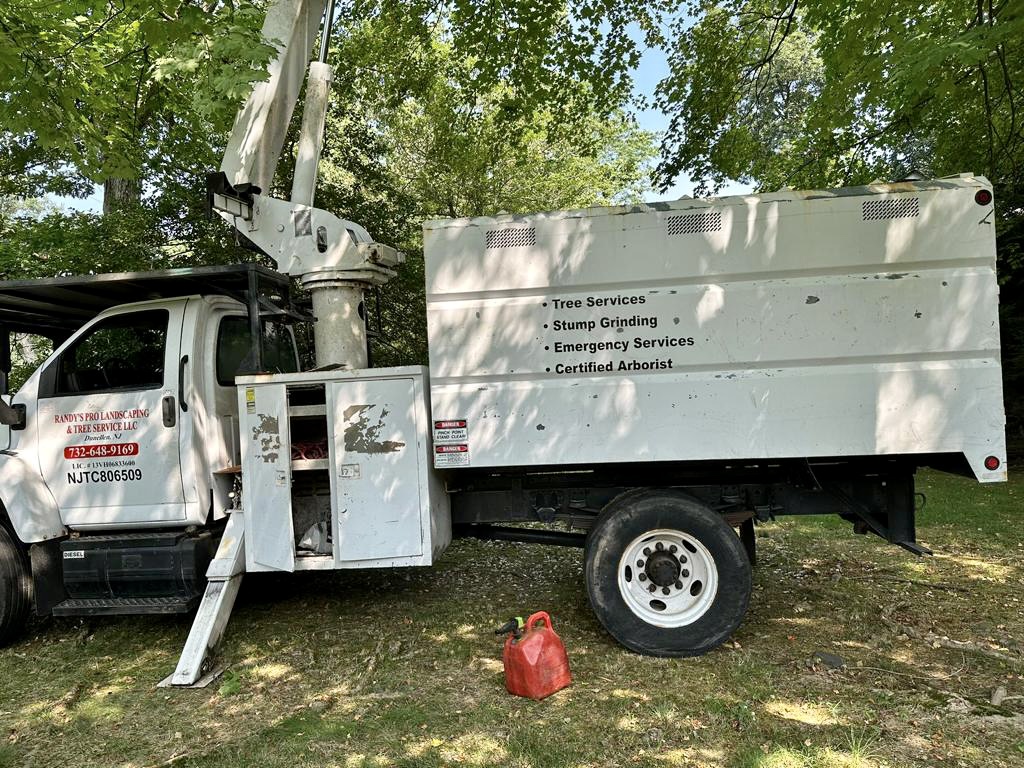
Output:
0,1,665,204
657,1,1022,195
0,184,240,279
0,1,274,205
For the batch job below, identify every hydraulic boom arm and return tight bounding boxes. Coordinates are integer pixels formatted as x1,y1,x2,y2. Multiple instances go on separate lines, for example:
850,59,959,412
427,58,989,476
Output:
209,0,402,369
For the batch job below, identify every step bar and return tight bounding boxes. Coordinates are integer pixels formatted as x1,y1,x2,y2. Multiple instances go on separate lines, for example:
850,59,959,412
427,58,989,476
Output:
52,595,197,616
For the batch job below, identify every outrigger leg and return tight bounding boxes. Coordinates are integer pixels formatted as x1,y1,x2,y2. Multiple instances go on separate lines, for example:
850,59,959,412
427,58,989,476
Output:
164,512,246,687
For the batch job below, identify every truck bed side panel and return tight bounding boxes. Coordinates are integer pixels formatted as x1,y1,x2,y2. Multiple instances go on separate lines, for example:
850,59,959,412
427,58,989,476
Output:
424,178,1006,480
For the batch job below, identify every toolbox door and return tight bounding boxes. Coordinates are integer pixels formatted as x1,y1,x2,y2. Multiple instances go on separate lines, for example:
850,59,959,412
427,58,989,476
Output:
239,382,295,571
329,377,423,562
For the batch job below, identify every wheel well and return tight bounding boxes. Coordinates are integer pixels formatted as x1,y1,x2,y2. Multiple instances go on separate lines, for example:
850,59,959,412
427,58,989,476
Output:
0,501,15,537
0,501,30,555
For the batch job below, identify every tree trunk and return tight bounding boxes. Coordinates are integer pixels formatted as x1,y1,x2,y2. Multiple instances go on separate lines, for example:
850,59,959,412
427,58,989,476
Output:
102,177,141,215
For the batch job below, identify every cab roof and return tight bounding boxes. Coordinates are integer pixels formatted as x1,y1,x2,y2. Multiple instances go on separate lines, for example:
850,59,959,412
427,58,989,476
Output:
0,263,292,337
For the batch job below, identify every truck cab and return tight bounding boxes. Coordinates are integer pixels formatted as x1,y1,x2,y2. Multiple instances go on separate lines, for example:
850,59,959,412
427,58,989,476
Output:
0,264,300,626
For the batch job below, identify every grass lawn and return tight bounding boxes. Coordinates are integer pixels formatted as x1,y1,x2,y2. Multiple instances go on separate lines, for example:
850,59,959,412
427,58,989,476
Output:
1,469,1022,767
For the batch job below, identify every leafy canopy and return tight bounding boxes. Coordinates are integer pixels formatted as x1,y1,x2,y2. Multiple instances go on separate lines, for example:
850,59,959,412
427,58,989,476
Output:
0,1,274,197
655,0,1023,195
0,0,668,200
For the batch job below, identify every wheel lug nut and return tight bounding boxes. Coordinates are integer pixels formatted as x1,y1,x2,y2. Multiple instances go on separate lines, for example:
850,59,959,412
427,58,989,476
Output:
639,573,647,582
655,542,664,551
637,560,644,568
662,587,670,595
669,544,677,553
680,555,687,563
681,569,689,578
674,581,683,589
648,584,656,593
643,547,651,556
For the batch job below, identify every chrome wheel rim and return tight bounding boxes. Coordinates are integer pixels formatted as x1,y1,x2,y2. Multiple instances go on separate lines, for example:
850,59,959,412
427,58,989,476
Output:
617,528,719,628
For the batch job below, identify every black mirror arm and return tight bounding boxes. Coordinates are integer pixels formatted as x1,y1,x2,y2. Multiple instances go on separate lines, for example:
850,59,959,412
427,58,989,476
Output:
0,400,26,429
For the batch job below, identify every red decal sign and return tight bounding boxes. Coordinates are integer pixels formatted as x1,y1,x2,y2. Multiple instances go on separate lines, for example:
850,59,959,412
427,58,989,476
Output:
64,442,140,460
434,420,467,429
435,444,468,454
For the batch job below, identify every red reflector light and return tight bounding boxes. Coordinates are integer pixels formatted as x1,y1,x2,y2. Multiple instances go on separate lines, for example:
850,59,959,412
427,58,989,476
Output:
984,455,1001,471
975,189,993,205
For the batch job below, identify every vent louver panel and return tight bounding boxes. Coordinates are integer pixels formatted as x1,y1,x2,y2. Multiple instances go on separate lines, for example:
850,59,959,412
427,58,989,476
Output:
666,211,722,236
485,228,537,249
862,198,919,221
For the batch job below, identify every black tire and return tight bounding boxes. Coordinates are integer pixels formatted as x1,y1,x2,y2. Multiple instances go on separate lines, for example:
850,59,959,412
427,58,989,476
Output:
0,525,31,646
584,489,751,657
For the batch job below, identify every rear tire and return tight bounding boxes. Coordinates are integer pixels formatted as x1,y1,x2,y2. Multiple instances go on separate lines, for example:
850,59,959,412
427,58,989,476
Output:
0,525,31,645
584,489,751,656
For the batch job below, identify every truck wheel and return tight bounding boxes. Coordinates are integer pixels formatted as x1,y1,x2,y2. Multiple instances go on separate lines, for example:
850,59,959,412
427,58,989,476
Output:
585,489,751,657
0,525,31,645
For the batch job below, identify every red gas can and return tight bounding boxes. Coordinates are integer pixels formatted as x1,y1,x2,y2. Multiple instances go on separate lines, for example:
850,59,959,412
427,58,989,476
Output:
502,611,572,700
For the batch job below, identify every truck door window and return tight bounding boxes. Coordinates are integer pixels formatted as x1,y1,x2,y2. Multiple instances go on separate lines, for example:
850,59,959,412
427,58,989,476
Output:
216,317,299,386
52,309,169,395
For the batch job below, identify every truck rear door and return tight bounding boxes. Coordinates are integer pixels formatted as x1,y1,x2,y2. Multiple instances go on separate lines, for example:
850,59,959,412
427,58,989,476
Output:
36,303,188,527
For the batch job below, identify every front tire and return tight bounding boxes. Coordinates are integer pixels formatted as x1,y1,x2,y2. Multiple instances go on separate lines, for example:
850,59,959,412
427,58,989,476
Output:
584,489,751,656
0,525,31,645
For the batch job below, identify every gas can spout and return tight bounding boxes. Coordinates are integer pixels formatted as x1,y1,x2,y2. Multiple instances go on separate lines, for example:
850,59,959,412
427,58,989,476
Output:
494,617,524,639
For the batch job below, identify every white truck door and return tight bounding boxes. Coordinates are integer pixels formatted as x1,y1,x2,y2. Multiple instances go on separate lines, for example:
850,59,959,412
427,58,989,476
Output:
36,304,187,527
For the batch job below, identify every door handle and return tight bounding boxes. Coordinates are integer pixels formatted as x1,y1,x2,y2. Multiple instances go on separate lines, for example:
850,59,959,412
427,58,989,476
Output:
162,395,176,427
178,355,189,412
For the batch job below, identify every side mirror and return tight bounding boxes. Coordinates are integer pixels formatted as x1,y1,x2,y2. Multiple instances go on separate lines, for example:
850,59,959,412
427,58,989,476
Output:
0,399,26,430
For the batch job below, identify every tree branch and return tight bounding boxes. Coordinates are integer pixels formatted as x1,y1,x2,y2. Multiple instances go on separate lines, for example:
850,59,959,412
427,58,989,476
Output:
59,0,128,60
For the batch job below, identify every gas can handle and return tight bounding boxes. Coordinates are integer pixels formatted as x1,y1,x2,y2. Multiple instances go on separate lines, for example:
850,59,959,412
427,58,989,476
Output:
525,611,552,631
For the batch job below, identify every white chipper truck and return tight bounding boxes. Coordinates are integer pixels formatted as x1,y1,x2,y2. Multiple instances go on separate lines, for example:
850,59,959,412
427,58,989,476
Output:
0,0,1006,685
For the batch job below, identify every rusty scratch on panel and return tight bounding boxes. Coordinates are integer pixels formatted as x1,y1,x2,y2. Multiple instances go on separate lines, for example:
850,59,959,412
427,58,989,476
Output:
252,414,281,463
343,404,406,454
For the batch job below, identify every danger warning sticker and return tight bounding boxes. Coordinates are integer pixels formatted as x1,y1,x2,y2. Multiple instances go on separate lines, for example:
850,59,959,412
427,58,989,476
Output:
434,443,470,468
433,419,468,444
